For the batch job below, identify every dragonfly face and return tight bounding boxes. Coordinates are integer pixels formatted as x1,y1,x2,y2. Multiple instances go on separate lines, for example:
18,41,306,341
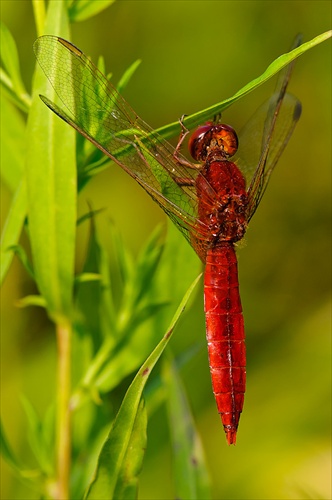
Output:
188,123,238,162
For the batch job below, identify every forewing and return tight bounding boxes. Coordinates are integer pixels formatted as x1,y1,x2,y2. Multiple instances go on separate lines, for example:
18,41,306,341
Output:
33,36,210,252
234,35,302,220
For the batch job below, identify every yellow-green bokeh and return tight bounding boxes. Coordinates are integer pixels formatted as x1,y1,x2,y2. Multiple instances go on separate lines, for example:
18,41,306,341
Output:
1,1,331,499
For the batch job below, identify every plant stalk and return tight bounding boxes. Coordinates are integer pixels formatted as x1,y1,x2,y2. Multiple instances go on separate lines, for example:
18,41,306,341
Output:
56,320,72,499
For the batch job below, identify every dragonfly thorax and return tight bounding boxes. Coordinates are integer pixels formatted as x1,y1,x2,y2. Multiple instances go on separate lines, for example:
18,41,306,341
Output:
196,159,248,244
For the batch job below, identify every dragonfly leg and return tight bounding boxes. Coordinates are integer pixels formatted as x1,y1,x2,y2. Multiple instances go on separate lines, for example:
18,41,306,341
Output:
173,115,200,170
133,132,195,188
212,112,222,124
174,177,196,187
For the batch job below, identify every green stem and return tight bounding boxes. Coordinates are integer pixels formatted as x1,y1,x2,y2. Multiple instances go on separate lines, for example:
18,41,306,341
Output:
32,0,46,37
56,321,72,499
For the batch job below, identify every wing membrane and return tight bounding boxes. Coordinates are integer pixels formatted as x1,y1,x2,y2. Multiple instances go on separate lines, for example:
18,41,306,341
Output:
33,35,211,252
34,34,302,256
234,35,302,220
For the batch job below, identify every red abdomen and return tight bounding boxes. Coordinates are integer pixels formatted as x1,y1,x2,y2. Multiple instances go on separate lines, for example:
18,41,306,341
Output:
204,243,246,445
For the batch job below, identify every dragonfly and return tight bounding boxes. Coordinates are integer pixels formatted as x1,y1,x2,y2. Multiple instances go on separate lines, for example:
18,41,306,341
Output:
34,35,302,445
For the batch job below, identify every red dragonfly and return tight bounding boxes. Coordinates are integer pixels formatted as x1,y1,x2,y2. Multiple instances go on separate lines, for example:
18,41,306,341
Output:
34,36,301,445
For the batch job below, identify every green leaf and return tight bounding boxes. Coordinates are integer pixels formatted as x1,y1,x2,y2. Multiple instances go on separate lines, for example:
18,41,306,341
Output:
83,226,165,396
75,272,101,284
109,222,135,289
92,304,169,395
0,90,27,284
84,223,200,403
144,343,203,417
163,357,212,500
41,404,56,467
0,68,31,112
113,400,147,500
7,242,34,280
85,273,201,499
97,55,106,75
0,181,27,284
0,22,28,99
74,216,198,409
76,207,105,226
0,419,24,472
0,419,41,488
0,93,25,192
21,397,54,475
78,30,331,176
153,220,201,318
72,220,118,410
68,0,115,23
72,225,166,408
26,2,76,322
154,30,332,141
76,217,117,347
16,295,47,309
77,58,141,178
131,224,164,306
32,0,46,38
116,59,142,97
134,135,190,215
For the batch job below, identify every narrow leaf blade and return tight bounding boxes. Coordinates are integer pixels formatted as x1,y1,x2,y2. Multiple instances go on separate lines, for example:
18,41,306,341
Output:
85,274,201,499
116,59,141,96
163,357,212,500
0,93,25,192
0,22,27,96
0,419,24,472
0,181,27,284
113,400,147,500
0,419,41,488
27,2,76,321
155,30,332,141
68,0,115,22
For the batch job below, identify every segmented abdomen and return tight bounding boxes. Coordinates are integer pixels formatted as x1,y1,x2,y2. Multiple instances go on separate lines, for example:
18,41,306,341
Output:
204,243,246,445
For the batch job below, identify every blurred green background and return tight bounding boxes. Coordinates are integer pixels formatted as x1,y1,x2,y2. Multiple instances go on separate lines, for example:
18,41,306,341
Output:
1,1,331,499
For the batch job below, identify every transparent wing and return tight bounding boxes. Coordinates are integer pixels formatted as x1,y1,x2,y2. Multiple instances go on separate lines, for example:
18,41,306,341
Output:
34,35,302,258
234,34,302,220
33,35,213,258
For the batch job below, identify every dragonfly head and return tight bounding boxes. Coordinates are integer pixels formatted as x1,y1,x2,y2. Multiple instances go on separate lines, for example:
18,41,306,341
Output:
188,123,238,162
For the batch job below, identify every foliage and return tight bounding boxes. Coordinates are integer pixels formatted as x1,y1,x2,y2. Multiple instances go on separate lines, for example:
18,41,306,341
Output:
0,0,330,498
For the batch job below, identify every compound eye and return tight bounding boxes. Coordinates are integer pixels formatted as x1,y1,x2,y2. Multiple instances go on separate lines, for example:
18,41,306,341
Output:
188,123,213,161
215,124,238,157
188,122,238,161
